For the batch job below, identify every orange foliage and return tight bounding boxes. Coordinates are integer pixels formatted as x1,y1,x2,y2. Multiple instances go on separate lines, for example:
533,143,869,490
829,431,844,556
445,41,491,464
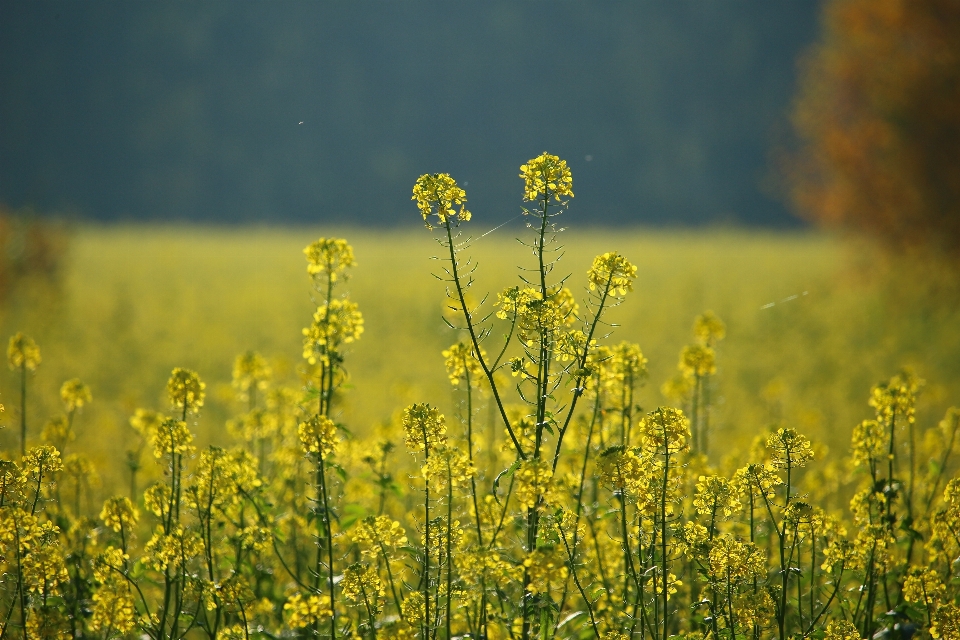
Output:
0,205,67,301
789,0,960,257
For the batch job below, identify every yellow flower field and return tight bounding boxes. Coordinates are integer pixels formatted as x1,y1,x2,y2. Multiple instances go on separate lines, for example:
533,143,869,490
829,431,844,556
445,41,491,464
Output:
2,153,960,638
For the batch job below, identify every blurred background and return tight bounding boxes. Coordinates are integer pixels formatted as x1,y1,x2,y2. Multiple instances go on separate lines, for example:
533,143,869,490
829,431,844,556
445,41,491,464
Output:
1,0,959,491
1,1,817,226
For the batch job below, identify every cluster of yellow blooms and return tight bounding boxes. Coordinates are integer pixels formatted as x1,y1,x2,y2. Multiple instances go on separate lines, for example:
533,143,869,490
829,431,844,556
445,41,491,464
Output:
3,152,960,640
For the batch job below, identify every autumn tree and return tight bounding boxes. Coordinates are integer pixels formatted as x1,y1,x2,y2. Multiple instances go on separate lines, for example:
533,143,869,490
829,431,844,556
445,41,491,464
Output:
788,0,960,258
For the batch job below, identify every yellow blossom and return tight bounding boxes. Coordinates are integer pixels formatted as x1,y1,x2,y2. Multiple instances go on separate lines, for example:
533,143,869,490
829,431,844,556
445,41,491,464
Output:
352,515,408,558
401,403,447,453
850,419,887,467
587,252,636,295
232,351,271,398
401,591,426,623
679,344,716,377
341,562,384,607
423,444,476,488
303,237,356,280
638,407,691,455
90,579,136,635
301,299,364,364
166,368,205,414
824,620,860,640
412,173,471,229
150,418,195,459
442,342,485,387
694,475,743,519
523,548,568,595
519,152,574,202
767,428,814,469
515,459,554,510
59,378,91,412
694,311,726,346
130,408,165,438
284,593,332,628
100,496,139,532
298,415,339,457
7,332,41,371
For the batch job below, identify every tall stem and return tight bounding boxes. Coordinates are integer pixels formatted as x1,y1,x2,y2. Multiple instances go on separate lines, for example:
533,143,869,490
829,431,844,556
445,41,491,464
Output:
19,362,26,458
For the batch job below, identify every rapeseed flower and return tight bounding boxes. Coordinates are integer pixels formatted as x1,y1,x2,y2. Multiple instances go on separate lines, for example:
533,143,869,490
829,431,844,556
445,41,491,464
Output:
402,403,447,452
412,173,471,229
166,368,205,414
7,332,40,371
587,252,636,295
519,152,574,202
303,237,356,280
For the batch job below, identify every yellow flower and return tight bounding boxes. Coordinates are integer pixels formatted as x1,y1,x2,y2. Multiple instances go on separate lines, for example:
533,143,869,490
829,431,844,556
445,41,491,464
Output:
823,620,860,640
598,446,655,510
401,403,447,453
303,237,356,280
519,152,574,202
674,521,710,559
496,285,579,344
708,536,765,581
301,299,364,364
22,445,63,477
733,463,782,500
514,459,554,510
143,482,172,518
679,344,716,377
442,342,485,387
694,310,726,346
400,591,426,623
166,368,205,414
7,332,41,371
352,515,408,558
100,496,139,532
130,408,165,438
150,418,195,459
142,525,203,571
341,562,384,607
23,544,69,595
694,475,743,519
653,569,682,600
412,173,471,229
232,351,271,397
25,605,70,640
850,419,887,467
93,547,128,583
767,428,814,469
63,453,97,485
902,567,946,608
90,579,136,634
422,444,476,488
41,415,74,449
638,407,691,455
284,593,332,628
298,415,340,457
523,548,568,595
869,369,922,425
587,252,636,296
59,378,91,412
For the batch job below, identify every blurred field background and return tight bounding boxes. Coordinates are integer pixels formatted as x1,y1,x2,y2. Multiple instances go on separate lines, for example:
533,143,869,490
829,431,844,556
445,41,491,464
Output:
3,223,959,499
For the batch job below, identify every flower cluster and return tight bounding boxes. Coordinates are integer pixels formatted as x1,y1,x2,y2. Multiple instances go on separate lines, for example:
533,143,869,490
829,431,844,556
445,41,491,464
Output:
7,331,41,370
587,252,637,295
412,173,471,229
303,236,356,280
519,152,574,202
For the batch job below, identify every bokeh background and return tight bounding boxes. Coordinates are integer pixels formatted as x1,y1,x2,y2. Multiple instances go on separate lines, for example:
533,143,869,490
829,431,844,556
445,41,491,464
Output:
1,0,959,493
